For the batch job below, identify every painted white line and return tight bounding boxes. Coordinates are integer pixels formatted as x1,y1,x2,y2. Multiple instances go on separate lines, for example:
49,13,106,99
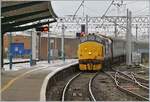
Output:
40,61,78,101
139,64,149,69
1,66,50,92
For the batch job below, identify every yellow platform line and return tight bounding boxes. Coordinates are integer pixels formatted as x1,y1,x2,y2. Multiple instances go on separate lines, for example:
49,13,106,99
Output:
0,66,48,93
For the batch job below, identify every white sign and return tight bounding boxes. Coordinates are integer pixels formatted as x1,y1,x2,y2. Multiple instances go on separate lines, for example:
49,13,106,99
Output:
15,47,19,52
50,39,54,43
132,52,141,65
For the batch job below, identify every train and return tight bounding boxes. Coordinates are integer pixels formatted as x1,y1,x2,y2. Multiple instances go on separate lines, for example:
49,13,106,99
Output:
77,33,149,71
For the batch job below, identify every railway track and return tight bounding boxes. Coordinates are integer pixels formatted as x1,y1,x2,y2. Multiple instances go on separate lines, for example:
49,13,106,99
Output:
112,68,149,89
46,65,148,101
61,72,98,101
104,69,149,101
113,65,149,82
131,72,149,87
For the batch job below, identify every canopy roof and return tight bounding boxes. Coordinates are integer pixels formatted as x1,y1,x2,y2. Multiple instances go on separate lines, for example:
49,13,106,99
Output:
2,1,57,33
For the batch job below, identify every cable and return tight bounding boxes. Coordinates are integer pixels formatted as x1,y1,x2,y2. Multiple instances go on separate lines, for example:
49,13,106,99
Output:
84,5,101,16
98,0,115,29
73,0,84,19
133,7,149,15
53,21,59,33
134,7,149,13
102,0,114,18
82,1,85,17
126,1,141,5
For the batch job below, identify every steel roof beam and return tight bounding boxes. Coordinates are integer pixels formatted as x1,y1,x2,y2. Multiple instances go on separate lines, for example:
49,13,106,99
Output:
2,9,49,23
3,19,57,33
2,1,44,13
2,16,51,28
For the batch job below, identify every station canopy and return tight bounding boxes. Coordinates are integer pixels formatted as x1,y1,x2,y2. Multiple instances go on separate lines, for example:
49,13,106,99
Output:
1,1,57,33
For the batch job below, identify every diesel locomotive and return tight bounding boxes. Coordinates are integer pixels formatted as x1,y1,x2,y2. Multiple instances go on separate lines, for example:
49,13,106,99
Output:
77,34,112,70
77,33,149,71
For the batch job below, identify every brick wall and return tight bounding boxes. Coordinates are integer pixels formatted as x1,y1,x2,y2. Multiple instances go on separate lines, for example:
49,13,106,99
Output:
4,34,79,59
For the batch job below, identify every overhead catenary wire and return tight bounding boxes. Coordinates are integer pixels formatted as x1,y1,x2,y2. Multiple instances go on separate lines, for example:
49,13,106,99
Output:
134,7,149,13
102,0,114,18
82,0,124,32
73,0,85,19
82,1,85,17
99,0,148,29
125,1,138,5
71,0,85,33
84,5,102,16
98,0,144,31
54,1,148,36
99,0,115,28
133,7,149,16
53,21,59,33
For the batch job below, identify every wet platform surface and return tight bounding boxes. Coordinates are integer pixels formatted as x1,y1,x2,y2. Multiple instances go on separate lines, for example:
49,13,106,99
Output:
1,59,78,101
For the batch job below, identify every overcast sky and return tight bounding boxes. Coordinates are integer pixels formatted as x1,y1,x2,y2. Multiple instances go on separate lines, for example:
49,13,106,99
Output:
51,1,149,17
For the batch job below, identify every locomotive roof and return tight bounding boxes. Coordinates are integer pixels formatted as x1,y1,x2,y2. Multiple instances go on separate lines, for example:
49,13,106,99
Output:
79,34,148,46
79,34,111,44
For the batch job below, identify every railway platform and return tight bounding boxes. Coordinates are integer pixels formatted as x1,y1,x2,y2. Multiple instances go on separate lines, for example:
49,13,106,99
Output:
1,59,78,101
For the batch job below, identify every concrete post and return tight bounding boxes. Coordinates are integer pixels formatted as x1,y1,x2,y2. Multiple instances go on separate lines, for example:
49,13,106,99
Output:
61,24,65,62
148,0,150,69
50,39,54,62
9,32,13,70
1,34,4,69
0,25,1,69
126,9,132,66
148,0,150,97
48,28,51,63
37,32,41,60
85,15,88,34
31,30,37,65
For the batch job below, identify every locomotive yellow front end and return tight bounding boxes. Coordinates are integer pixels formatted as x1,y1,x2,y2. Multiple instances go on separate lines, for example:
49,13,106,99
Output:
78,41,104,71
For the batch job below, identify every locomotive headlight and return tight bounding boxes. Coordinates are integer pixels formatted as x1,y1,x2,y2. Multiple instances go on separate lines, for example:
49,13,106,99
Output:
88,52,92,55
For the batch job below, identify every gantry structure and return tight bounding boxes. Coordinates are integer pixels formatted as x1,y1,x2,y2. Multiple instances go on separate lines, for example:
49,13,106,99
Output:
51,16,149,40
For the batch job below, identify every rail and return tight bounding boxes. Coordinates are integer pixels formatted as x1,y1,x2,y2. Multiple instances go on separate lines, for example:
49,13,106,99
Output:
61,72,81,102
61,72,98,101
88,72,98,102
104,70,149,101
